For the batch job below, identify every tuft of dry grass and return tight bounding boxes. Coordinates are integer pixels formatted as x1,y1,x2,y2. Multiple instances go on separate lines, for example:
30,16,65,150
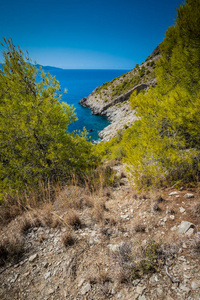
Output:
62,231,75,248
134,224,146,233
191,201,200,217
63,210,82,229
153,203,161,212
0,234,24,266
93,198,106,222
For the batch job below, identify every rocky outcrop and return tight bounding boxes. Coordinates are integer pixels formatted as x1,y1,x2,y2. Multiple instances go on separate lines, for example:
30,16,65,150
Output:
79,47,160,142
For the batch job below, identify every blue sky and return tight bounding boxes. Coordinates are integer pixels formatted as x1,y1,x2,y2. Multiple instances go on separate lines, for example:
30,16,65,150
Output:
0,0,184,69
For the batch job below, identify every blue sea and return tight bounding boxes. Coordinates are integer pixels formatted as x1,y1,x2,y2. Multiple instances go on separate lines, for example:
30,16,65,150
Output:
42,67,128,141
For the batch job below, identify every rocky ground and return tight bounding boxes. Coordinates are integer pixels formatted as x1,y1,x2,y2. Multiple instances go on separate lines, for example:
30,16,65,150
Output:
0,163,200,299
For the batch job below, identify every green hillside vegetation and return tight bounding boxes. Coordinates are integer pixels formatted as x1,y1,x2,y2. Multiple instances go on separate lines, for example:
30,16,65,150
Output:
95,54,158,102
0,0,199,204
0,39,98,201
95,0,200,189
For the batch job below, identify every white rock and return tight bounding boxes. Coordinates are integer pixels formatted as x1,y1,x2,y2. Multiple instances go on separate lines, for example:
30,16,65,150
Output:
179,207,185,213
184,193,194,198
177,221,194,234
169,191,179,196
185,228,194,236
171,226,177,231
170,215,175,220
29,254,38,262
136,286,145,295
180,284,190,292
80,283,91,295
191,280,200,290
44,272,51,279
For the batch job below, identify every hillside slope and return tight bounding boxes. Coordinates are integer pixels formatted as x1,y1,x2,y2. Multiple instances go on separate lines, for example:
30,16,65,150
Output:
79,46,160,141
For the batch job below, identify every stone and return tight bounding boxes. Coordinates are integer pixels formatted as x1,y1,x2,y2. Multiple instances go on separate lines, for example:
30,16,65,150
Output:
170,215,175,220
191,280,200,290
111,289,116,295
169,191,179,196
117,293,121,299
44,272,51,279
132,279,140,286
157,287,163,295
107,244,120,252
179,207,185,213
185,228,194,236
29,254,38,262
171,226,177,231
136,286,145,295
177,221,194,234
43,261,48,268
78,278,85,288
80,283,91,295
180,284,190,292
139,296,146,300
46,288,54,295
184,193,194,198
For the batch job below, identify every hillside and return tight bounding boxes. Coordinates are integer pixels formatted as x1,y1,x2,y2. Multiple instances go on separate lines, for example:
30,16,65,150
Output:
0,163,200,299
79,46,160,142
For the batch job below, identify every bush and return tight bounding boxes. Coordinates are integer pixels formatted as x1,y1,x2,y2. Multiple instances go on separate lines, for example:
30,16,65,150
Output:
0,39,98,199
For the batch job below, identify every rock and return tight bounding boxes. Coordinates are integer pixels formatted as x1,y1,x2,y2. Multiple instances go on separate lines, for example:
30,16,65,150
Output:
80,283,91,295
169,191,179,196
191,280,200,290
184,193,194,198
111,289,116,295
29,254,38,262
136,286,145,295
177,221,194,234
180,284,190,292
185,228,194,236
44,272,51,279
171,225,177,231
132,279,140,286
182,243,187,249
107,244,120,252
43,261,48,268
157,287,163,295
78,278,85,287
170,215,175,220
139,296,146,300
117,293,121,299
46,288,54,295
179,207,185,213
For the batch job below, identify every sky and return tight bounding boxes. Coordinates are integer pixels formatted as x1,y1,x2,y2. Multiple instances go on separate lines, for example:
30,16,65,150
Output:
0,0,184,69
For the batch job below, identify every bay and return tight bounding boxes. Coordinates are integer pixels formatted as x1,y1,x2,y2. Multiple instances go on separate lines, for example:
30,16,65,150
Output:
42,67,128,141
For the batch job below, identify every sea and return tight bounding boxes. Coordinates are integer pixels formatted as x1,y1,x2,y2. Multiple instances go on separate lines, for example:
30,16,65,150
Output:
42,67,129,141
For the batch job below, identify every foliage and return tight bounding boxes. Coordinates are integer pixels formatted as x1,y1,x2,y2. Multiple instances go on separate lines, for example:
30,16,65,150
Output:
0,39,98,198
124,0,200,188
95,0,200,189
131,239,161,278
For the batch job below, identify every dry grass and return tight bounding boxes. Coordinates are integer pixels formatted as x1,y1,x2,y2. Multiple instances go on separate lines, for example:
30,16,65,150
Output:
191,201,200,217
0,234,24,266
63,210,82,229
62,231,75,248
134,224,146,233
93,198,106,222
0,181,62,227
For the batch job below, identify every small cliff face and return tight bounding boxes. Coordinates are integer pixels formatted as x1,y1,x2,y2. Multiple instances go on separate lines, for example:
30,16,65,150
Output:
79,46,160,142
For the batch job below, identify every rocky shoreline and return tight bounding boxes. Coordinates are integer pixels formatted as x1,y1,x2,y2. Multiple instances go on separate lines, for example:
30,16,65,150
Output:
79,47,160,142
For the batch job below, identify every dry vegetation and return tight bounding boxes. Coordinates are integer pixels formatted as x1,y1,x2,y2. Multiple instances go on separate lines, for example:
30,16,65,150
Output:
0,163,200,299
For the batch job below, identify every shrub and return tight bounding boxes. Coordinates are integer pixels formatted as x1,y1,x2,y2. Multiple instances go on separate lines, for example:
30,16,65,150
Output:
0,39,98,199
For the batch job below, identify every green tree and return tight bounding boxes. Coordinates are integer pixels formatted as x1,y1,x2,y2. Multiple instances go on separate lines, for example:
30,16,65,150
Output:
0,38,97,196
122,0,200,188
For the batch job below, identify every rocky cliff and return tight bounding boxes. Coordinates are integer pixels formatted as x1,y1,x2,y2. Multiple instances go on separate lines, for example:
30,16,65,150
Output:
79,46,160,142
